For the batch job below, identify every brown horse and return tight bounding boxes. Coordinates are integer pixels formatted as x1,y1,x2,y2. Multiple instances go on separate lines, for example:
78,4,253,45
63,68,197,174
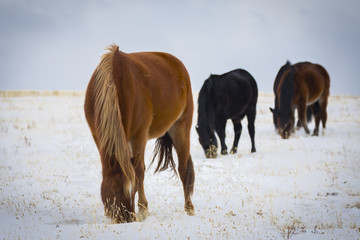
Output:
84,44,195,223
271,61,330,139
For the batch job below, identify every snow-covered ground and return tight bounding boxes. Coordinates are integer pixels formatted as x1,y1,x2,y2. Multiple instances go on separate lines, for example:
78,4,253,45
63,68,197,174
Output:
0,91,359,239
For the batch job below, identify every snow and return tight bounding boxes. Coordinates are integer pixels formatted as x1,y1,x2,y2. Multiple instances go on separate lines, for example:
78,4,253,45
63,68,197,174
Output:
0,91,359,239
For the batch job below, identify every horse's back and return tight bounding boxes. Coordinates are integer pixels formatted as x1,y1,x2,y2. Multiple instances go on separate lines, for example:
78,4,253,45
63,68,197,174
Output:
124,51,193,139
219,69,257,100
213,69,257,94
212,69,258,118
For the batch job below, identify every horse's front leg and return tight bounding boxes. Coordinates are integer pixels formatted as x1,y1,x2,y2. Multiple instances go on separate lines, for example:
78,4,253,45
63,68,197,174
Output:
215,118,228,155
131,139,148,220
298,101,310,134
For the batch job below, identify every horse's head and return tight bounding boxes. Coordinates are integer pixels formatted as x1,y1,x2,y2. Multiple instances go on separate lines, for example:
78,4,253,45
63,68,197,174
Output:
276,109,295,139
197,76,218,158
196,124,218,158
272,61,292,130
274,66,296,139
101,171,138,223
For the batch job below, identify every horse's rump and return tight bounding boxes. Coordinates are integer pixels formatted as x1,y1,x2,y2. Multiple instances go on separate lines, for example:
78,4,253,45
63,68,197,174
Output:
293,63,330,105
117,51,191,141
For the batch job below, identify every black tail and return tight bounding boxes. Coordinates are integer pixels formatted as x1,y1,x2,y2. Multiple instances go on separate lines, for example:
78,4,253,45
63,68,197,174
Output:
151,132,177,175
306,107,312,123
311,101,321,117
307,102,321,122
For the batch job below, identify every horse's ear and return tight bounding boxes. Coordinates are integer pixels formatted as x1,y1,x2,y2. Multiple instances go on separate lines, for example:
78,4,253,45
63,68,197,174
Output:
269,107,274,113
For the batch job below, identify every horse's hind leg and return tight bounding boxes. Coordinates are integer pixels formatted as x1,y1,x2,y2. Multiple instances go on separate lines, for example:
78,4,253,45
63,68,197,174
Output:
310,102,321,136
168,121,195,216
320,99,328,129
230,118,243,154
246,107,256,153
313,98,328,136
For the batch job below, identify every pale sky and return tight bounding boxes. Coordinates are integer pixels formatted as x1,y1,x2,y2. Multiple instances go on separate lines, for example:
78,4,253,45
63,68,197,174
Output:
1,0,359,94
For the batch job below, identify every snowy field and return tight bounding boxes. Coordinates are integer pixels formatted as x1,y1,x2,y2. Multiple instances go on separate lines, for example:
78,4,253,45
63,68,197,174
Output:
0,91,359,239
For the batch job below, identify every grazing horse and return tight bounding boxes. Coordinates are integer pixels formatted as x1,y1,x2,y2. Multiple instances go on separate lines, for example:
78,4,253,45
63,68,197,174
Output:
270,61,313,130
84,44,195,223
196,69,258,158
270,61,330,139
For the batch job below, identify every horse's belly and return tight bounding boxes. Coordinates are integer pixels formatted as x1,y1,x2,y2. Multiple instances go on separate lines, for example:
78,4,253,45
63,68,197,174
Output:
306,91,323,105
148,107,183,139
147,121,175,139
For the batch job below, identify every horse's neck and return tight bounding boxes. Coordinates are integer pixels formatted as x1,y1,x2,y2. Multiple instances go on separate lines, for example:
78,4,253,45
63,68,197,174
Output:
201,103,216,131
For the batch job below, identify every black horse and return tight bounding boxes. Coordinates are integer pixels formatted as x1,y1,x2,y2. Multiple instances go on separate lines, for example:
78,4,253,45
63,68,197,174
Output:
196,69,258,158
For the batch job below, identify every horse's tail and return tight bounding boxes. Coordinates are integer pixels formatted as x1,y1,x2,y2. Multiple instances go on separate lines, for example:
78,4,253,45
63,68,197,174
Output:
93,44,135,197
151,132,177,175
306,107,313,122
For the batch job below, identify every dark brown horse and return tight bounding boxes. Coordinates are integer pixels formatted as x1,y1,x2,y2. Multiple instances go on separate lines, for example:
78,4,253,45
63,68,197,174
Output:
271,61,330,139
270,61,313,131
84,44,195,223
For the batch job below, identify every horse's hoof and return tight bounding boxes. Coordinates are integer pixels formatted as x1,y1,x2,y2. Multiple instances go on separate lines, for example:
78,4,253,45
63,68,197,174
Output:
137,203,148,221
281,131,290,139
230,148,237,154
185,208,195,216
136,211,147,222
205,153,217,159
221,150,228,155
312,131,319,136
185,200,194,216
205,149,217,158
251,148,256,153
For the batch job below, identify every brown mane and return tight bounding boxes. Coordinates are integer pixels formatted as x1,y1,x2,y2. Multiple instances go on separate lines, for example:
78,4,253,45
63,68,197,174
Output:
93,44,135,197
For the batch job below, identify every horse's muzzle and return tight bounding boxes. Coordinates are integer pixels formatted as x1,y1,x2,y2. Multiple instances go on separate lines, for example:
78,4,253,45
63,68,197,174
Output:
279,122,291,139
281,130,289,139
